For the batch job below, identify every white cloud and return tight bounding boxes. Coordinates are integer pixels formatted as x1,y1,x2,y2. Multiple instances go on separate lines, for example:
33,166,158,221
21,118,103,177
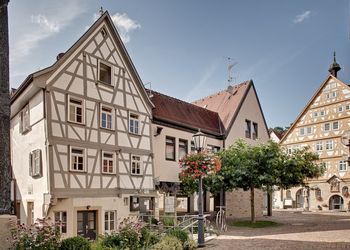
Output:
11,1,86,62
93,12,141,43
293,10,311,24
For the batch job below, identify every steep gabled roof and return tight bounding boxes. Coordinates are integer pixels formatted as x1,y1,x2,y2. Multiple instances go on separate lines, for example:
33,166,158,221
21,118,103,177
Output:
150,90,225,136
11,11,153,109
280,75,349,144
192,81,250,129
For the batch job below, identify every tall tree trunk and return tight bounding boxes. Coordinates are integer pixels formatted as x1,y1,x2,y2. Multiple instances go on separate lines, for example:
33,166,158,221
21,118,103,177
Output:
0,0,11,215
250,187,255,223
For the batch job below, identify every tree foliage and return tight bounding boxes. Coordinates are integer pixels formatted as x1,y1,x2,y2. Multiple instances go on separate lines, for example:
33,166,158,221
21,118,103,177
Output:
180,139,325,223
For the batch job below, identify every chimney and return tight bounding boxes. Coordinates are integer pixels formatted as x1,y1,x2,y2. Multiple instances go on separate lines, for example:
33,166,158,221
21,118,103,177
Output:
328,51,341,77
56,53,65,61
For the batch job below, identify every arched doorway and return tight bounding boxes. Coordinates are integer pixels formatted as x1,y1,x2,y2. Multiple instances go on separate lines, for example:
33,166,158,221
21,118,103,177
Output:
329,195,344,210
295,189,304,208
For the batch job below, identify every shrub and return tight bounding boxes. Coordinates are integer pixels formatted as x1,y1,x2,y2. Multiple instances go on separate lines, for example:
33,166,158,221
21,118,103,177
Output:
183,238,197,250
162,215,175,227
10,218,61,250
60,236,91,250
140,226,160,248
99,233,122,248
167,228,188,245
152,235,183,250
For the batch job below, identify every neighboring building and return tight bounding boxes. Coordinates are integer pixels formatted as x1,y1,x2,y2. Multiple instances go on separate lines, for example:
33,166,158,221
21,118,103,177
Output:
280,55,350,211
11,12,155,239
10,11,270,240
270,129,284,143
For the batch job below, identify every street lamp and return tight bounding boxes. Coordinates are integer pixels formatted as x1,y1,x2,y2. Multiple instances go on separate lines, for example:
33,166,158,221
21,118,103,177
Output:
192,130,207,247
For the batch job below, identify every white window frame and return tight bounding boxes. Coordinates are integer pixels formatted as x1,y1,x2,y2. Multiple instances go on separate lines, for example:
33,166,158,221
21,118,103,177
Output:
128,112,140,135
101,151,115,174
98,60,113,85
131,154,142,175
325,140,333,150
339,161,347,171
346,105,350,111
100,105,114,130
332,91,337,98
320,110,325,116
299,128,305,136
332,121,339,130
306,126,313,135
324,123,331,132
68,96,85,124
54,211,67,234
178,139,188,160
338,106,344,112
20,105,30,133
315,142,323,151
104,210,117,233
29,149,42,177
70,146,85,172
313,111,318,118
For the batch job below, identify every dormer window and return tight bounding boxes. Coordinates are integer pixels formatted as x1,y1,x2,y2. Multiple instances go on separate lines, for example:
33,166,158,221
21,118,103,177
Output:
99,61,112,85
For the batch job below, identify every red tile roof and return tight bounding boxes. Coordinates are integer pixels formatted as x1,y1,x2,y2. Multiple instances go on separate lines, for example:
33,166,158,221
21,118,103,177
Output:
192,81,251,129
149,90,225,136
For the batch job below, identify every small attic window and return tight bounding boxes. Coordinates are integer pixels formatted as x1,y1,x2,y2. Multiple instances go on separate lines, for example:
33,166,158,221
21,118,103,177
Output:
101,28,107,38
99,61,112,85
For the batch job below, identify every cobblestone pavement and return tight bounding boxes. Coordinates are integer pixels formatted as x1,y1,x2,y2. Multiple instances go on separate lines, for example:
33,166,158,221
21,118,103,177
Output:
204,210,350,250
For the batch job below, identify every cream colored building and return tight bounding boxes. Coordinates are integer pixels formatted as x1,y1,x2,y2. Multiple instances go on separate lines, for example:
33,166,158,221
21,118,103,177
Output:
280,57,350,211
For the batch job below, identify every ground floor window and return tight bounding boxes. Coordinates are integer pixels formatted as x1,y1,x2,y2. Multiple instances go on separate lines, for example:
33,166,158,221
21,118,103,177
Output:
54,211,67,234
104,211,116,233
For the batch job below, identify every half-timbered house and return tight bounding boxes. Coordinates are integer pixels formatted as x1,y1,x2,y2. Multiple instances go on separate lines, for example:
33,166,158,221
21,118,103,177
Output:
11,12,155,239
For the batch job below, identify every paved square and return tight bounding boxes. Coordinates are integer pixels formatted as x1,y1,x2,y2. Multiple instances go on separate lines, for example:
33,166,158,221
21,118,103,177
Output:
205,211,350,249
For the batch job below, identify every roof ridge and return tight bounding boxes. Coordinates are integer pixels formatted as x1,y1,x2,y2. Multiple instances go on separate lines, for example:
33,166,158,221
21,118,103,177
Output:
191,80,250,104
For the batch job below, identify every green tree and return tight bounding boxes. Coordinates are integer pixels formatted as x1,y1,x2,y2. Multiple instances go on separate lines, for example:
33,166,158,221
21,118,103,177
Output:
204,140,324,223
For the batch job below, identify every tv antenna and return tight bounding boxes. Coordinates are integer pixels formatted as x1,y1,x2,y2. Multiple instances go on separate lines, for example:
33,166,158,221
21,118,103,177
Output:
225,57,238,85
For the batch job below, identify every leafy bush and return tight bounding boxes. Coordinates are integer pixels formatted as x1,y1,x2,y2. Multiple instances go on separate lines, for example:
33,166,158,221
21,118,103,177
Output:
167,228,188,245
183,238,197,250
10,218,61,250
162,215,175,227
60,236,91,250
152,235,183,250
99,233,122,248
140,226,160,248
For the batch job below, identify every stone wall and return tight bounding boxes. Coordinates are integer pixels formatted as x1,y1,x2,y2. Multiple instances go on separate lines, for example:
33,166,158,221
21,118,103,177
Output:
0,215,17,249
226,189,264,218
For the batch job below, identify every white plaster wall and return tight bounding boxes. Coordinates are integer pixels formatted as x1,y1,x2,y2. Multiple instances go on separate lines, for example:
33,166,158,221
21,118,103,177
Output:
11,91,48,224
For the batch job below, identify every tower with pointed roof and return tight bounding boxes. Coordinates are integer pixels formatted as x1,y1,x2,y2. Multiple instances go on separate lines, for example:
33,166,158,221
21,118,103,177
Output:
328,52,341,77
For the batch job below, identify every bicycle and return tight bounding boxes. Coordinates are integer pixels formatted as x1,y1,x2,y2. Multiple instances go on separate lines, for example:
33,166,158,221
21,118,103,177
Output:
215,206,227,232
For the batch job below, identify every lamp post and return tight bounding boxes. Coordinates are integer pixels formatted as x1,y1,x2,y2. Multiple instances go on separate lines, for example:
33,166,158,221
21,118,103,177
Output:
192,130,207,248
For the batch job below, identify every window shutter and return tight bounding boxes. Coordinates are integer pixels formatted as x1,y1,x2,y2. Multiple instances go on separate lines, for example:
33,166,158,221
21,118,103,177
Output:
37,149,42,177
29,152,33,176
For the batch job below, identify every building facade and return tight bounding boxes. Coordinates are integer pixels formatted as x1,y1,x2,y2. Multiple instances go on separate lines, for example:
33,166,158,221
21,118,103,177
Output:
280,57,350,211
10,11,270,239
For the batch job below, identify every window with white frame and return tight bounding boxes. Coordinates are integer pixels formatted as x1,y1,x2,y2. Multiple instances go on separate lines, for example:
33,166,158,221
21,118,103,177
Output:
104,211,116,233
339,160,347,171
99,61,112,85
313,111,318,118
54,211,67,234
29,149,42,177
70,147,85,171
102,151,115,174
68,97,84,124
131,155,142,175
306,126,313,135
165,137,176,161
320,110,325,116
101,106,113,130
20,105,30,133
324,123,331,131
338,106,344,112
325,140,333,150
287,148,292,154
129,113,139,134
346,105,350,111
332,121,339,130
315,142,323,151
178,139,188,159
332,91,337,98
299,128,305,136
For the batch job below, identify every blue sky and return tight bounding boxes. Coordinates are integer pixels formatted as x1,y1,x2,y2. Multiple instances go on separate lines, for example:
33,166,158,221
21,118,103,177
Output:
8,0,350,128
